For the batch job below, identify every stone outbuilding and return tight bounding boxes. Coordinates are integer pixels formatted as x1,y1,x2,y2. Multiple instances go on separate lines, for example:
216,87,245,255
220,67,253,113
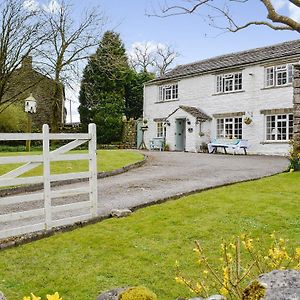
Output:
3,56,65,130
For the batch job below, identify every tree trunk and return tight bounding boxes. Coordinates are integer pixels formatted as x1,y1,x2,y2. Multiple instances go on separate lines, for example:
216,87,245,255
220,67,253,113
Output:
293,64,300,163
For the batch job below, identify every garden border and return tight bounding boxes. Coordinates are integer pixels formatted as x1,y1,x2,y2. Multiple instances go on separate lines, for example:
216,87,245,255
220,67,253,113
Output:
0,167,284,251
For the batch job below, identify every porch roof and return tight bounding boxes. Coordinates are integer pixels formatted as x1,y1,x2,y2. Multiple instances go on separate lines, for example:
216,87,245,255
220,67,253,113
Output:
166,105,211,122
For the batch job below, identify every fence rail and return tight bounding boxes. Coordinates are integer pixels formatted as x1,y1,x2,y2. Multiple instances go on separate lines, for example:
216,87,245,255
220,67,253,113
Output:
0,123,98,240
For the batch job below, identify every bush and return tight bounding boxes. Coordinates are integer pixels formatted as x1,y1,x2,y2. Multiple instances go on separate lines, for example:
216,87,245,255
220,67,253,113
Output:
175,233,300,299
0,105,27,133
119,287,157,300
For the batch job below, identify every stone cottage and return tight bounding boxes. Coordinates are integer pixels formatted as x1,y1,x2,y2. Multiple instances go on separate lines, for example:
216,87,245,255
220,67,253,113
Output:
143,39,300,155
2,56,65,130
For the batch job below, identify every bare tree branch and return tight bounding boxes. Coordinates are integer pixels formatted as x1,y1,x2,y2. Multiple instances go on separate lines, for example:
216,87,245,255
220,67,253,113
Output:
0,0,47,109
38,0,106,131
149,0,300,33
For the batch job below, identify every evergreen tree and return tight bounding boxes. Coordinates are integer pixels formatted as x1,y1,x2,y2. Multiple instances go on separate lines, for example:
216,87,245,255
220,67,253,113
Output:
125,70,155,119
78,31,130,143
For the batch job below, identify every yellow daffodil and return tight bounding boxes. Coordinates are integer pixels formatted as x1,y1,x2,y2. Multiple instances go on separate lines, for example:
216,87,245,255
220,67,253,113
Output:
46,292,62,300
23,296,31,300
31,294,41,300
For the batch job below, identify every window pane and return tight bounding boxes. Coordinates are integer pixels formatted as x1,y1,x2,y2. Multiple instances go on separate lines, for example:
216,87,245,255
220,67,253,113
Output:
224,77,233,92
289,114,294,140
266,114,293,141
216,75,222,93
234,73,242,90
276,65,287,86
265,67,274,87
288,64,294,83
217,119,224,137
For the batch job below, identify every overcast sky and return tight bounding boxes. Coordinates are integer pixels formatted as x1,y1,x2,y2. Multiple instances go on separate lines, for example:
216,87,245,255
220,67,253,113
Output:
29,0,300,123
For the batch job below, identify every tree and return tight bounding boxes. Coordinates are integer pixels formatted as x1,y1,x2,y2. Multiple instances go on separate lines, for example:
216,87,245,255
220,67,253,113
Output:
79,31,130,143
129,42,179,76
153,0,300,33
0,0,45,113
40,0,105,133
154,44,179,77
125,70,155,119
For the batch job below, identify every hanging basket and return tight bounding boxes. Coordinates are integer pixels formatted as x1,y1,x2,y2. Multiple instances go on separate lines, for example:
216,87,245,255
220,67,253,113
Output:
244,117,252,125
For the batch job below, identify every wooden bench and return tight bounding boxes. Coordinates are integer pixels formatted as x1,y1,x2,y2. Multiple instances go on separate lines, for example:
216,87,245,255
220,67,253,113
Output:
208,139,248,155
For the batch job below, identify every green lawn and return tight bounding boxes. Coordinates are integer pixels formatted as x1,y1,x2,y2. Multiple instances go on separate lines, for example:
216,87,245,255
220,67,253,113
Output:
0,172,299,300
0,150,144,177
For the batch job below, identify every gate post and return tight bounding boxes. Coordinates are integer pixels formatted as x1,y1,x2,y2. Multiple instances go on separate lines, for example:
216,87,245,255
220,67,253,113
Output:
43,124,52,229
89,123,98,217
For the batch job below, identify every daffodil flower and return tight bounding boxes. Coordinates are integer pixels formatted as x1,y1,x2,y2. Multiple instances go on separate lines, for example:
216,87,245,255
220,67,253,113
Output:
31,293,41,300
46,292,62,300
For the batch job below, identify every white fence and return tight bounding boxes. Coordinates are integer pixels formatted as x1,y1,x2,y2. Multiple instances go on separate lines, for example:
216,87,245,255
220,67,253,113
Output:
0,123,98,240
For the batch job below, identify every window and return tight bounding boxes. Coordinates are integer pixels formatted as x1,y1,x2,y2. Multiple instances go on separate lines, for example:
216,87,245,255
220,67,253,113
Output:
265,64,293,87
159,83,178,101
216,72,243,93
266,114,293,141
216,117,243,139
156,122,166,138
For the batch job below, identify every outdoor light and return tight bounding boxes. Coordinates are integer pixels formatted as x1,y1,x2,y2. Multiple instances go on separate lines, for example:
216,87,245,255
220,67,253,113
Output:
164,120,171,126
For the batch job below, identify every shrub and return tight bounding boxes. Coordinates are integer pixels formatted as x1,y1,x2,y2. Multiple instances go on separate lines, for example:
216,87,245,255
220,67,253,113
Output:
288,145,300,171
0,105,27,133
119,286,157,300
175,233,300,299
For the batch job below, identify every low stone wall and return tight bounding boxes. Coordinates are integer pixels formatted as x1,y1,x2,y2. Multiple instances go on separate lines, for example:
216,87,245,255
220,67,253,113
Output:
122,119,137,148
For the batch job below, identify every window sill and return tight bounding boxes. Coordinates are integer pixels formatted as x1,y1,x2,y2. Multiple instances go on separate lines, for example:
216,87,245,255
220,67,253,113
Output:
260,141,290,145
155,99,179,104
261,84,292,91
212,90,245,96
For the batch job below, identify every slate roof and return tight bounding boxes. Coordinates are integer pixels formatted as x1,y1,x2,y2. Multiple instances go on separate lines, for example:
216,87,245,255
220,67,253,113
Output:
166,105,211,121
149,39,300,83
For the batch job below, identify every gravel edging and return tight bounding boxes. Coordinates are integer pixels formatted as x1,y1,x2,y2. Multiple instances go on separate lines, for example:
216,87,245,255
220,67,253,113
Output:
0,154,147,197
0,169,284,251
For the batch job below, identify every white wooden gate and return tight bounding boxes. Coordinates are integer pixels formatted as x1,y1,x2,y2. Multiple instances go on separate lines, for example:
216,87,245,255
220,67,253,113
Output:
0,123,98,239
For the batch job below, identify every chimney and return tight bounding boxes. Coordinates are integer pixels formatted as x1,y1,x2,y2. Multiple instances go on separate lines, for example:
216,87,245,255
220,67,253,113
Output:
22,56,33,69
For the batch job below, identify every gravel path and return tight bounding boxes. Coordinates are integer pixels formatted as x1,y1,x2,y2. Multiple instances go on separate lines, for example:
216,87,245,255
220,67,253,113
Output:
0,152,288,234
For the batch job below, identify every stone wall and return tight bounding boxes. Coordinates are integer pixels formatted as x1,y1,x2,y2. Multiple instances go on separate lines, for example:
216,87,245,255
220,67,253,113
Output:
122,120,137,148
293,64,300,157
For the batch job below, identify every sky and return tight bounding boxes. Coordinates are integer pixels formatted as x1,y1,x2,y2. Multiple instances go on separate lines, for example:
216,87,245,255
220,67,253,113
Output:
29,0,300,122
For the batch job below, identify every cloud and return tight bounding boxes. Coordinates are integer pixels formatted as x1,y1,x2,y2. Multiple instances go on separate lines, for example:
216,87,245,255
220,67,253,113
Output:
271,0,286,10
42,0,60,13
271,0,300,21
128,41,166,58
288,2,300,22
23,0,39,11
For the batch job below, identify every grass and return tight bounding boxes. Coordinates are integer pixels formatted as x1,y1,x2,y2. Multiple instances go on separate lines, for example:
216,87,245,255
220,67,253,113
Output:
0,150,144,177
0,172,299,300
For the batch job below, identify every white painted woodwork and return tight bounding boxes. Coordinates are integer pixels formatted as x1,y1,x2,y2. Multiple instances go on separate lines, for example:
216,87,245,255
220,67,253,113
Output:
0,123,98,240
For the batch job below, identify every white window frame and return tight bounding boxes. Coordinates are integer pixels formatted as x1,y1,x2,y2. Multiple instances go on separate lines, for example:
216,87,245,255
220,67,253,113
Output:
158,83,178,101
216,117,243,139
156,121,166,138
265,64,293,87
265,114,293,142
216,72,243,93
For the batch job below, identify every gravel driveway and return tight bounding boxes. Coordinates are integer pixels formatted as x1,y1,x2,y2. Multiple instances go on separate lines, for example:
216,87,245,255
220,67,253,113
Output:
0,152,288,235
